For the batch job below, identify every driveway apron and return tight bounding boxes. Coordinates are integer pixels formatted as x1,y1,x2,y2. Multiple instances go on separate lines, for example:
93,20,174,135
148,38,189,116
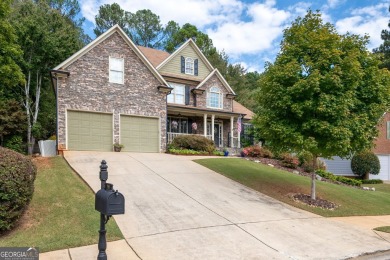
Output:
64,151,390,260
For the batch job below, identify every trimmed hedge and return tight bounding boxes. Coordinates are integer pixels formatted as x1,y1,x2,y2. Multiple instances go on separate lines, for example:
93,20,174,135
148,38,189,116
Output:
171,135,215,153
316,169,362,187
362,179,384,184
0,147,37,232
351,151,380,178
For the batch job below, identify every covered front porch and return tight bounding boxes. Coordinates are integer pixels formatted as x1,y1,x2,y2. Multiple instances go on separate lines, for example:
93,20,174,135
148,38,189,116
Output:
167,105,243,148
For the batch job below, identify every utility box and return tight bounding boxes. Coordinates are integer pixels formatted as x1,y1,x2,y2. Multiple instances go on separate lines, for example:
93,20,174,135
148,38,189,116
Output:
95,183,125,216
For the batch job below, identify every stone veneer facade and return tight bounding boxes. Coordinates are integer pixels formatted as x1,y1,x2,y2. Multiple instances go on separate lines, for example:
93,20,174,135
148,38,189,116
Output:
57,32,167,152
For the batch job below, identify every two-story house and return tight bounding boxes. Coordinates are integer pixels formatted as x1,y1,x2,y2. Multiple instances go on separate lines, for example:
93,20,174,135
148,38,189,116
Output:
50,25,252,153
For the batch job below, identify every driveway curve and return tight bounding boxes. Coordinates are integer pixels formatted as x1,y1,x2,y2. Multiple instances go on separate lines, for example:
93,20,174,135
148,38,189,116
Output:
64,151,390,260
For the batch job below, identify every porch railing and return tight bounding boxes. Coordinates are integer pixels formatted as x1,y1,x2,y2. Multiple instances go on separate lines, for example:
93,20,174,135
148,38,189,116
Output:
167,132,212,144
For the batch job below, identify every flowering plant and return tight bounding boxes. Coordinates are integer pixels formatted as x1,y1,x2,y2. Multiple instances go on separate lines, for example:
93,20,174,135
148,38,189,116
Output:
192,122,197,130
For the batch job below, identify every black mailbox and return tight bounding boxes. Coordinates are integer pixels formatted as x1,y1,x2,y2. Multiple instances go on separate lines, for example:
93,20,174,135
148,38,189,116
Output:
95,183,125,215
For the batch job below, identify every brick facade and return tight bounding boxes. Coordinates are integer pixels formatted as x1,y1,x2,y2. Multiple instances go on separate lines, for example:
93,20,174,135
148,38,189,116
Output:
373,112,390,154
57,32,167,151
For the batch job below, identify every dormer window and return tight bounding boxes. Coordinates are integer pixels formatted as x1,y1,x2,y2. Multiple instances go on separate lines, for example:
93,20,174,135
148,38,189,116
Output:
181,56,198,76
207,86,223,109
185,58,194,75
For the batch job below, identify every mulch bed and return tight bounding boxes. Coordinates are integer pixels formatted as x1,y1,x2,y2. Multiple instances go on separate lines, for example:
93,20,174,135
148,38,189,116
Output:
290,193,338,210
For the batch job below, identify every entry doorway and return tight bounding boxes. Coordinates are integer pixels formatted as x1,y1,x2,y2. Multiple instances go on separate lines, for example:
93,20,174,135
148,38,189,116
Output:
207,122,223,147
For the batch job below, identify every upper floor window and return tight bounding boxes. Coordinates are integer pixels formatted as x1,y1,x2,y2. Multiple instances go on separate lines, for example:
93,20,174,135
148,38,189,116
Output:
185,58,194,75
167,83,185,104
207,86,223,109
109,57,124,84
181,56,198,76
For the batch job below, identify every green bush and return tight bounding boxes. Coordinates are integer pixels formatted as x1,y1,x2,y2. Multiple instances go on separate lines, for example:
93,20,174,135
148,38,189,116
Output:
351,151,380,178
171,135,215,153
4,135,25,154
316,169,362,187
242,146,273,158
0,147,37,232
362,179,383,184
281,153,299,169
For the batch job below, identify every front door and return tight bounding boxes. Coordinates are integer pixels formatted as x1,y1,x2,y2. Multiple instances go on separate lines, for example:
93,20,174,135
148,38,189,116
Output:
207,123,222,147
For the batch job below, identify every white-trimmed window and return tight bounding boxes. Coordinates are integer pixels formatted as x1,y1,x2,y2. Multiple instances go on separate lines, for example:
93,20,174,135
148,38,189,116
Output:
109,57,124,84
207,86,223,109
185,57,194,75
167,83,185,104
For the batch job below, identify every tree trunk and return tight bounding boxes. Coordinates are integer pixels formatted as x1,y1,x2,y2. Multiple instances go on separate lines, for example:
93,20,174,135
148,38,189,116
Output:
24,71,33,155
311,156,318,200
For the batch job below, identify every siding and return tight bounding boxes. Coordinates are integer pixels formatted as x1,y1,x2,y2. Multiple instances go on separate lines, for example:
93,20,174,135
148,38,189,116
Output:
159,45,211,80
320,157,354,176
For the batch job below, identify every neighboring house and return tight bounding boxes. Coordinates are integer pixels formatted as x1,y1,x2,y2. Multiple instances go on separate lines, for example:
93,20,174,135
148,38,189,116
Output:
50,25,253,153
322,112,390,180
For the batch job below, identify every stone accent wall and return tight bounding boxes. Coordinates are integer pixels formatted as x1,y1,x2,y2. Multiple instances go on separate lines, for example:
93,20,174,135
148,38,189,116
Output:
57,32,167,152
196,75,233,112
373,112,390,154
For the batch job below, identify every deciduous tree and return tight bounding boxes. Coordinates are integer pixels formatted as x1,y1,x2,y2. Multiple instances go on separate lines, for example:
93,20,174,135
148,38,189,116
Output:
254,11,390,199
10,0,85,154
373,5,390,70
0,0,24,98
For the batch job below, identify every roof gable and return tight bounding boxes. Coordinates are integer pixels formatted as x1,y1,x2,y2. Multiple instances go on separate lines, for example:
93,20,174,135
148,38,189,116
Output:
196,69,236,95
53,25,168,86
156,39,214,79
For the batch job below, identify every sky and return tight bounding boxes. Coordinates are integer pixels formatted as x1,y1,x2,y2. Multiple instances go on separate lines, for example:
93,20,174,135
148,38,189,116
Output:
80,0,389,72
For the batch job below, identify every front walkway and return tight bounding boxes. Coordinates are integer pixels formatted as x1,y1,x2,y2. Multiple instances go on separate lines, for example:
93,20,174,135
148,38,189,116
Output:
42,152,390,259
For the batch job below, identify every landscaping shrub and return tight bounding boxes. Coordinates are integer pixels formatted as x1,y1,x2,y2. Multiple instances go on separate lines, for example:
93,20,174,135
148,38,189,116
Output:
0,147,37,232
171,135,215,153
242,146,273,158
298,151,326,172
4,135,25,154
316,169,362,187
362,179,383,184
281,153,299,169
351,151,380,179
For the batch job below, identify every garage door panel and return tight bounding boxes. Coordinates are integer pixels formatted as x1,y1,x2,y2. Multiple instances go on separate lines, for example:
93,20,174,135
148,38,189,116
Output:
121,116,159,152
68,111,113,151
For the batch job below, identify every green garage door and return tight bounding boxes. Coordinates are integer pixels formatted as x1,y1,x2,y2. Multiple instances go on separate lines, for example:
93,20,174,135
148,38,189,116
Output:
67,111,113,151
121,116,159,152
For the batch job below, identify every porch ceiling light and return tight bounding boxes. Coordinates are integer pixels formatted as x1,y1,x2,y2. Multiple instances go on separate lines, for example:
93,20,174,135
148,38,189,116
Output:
158,85,173,94
191,89,205,95
226,93,236,99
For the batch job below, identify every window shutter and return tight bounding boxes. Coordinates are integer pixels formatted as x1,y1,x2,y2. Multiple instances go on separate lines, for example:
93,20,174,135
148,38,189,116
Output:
181,56,185,73
185,85,190,105
194,59,198,76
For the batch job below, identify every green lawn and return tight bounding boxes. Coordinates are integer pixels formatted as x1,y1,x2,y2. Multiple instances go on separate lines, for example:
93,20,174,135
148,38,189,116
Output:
0,156,123,252
374,226,390,233
195,158,390,217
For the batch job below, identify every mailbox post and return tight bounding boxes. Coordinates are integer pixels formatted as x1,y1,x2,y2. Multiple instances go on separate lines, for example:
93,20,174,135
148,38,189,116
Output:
95,160,125,260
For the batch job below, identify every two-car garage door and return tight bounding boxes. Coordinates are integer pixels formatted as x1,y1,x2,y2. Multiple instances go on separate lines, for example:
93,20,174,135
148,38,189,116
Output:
67,111,159,152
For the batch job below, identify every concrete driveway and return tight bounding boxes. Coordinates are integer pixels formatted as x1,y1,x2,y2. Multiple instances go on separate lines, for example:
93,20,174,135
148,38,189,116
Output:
64,151,390,259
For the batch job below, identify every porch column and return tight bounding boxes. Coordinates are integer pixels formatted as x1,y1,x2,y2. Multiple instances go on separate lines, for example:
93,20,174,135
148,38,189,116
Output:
211,114,215,141
230,116,234,148
203,114,207,136
237,116,241,148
